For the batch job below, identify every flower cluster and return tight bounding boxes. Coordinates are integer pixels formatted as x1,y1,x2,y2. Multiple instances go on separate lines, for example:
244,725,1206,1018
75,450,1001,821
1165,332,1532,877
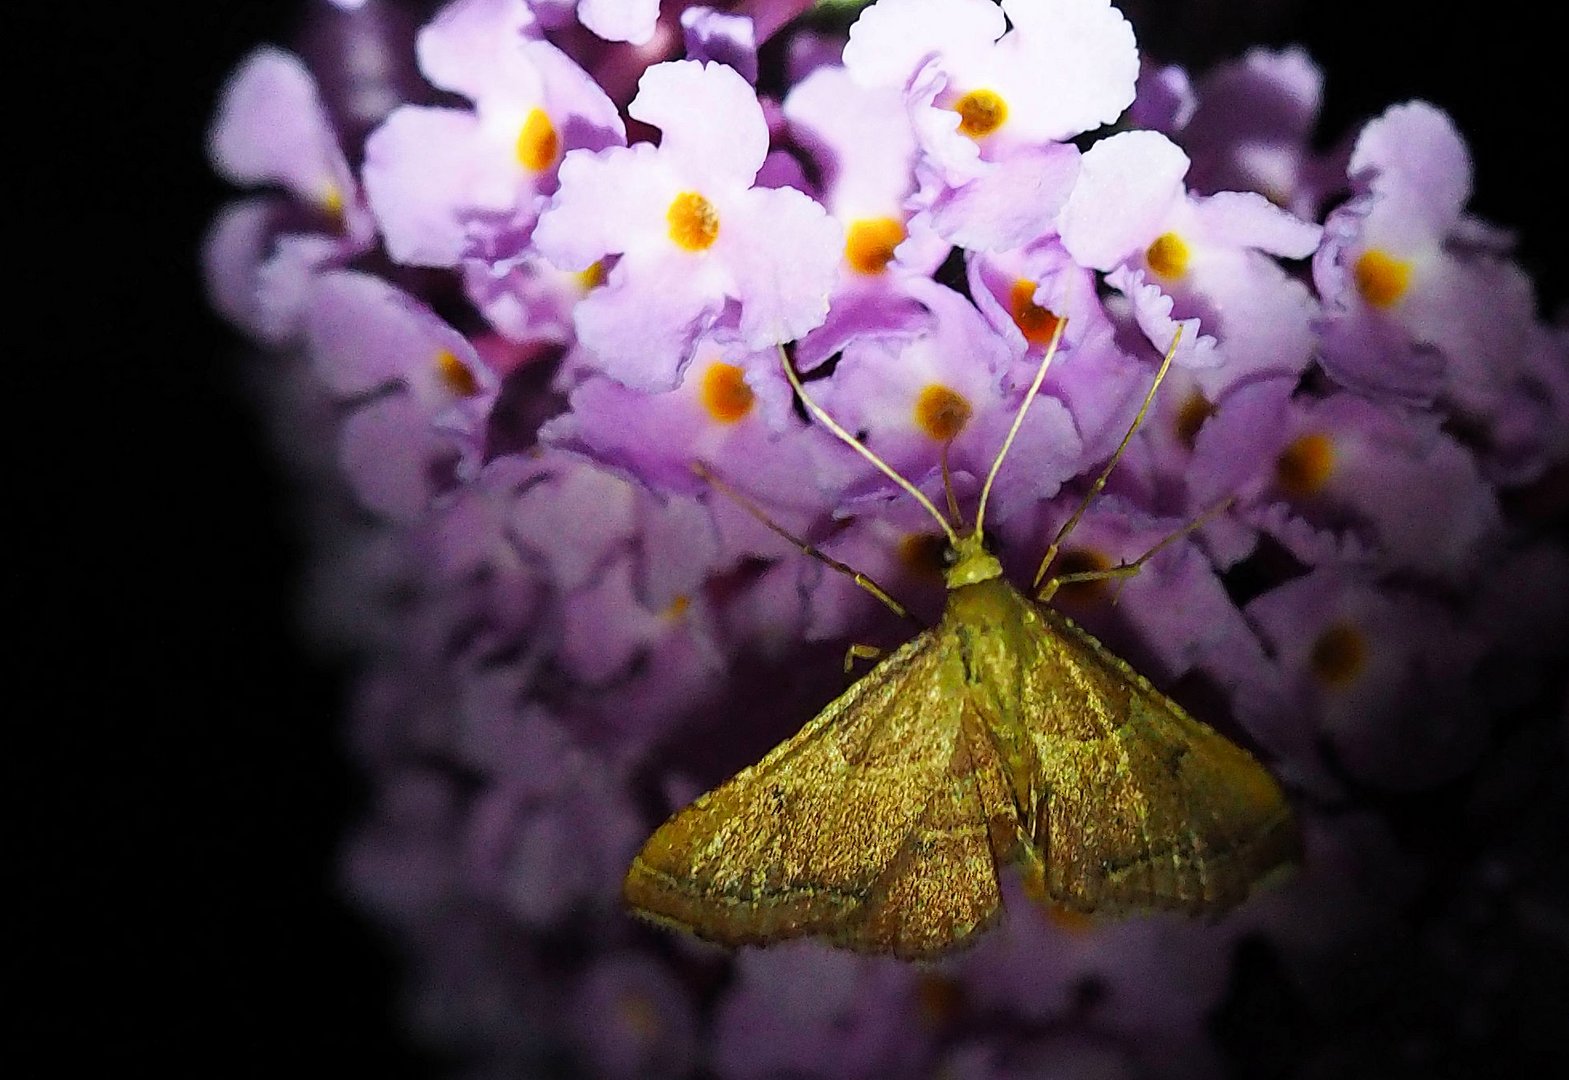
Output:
208,1,1568,1076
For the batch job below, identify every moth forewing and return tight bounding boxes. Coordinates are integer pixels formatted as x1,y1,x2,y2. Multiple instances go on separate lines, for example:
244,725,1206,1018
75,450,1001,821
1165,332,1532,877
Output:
622,627,1008,959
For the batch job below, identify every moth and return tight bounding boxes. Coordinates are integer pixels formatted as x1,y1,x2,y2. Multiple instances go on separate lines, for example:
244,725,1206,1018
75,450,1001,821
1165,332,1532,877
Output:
624,323,1297,960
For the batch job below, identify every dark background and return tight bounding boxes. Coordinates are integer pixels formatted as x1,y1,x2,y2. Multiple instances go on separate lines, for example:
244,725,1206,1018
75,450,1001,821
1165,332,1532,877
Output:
30,0,1562,1073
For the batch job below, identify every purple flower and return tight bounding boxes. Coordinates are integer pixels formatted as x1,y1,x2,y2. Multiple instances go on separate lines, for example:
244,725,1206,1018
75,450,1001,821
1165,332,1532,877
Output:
1233,570,1486,788
1190,379,1502,582
1180,47,1333,219
1314,102,1538,412
782,62,947,281
1060,129,1322,382
305,270,500,520
845,0,1138,178
534,59,842,390
204,47,373,342
363,0,624,268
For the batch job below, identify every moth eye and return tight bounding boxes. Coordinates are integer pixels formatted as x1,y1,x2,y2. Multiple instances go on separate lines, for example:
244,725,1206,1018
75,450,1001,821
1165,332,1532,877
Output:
940,545,960,567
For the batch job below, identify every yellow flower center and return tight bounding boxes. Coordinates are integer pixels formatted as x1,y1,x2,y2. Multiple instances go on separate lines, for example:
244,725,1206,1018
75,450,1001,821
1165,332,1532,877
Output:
917,975,964,1027
1310,621,1367,688
844,217,905,275
617,992,660,1038
667,191,720,251
953,89,1008,138
662,594,691,620
1145,232,1191,279
1353,248,1412,308
897,532,949,583
435,349,480,397
1046,547,1114,605
914,384,972,442
1275,431,1336,497
515,108,560,172
576,261,606,291
320,183,345,219
699,362,754,424
1173,390,1215,451
1008,279,1063,346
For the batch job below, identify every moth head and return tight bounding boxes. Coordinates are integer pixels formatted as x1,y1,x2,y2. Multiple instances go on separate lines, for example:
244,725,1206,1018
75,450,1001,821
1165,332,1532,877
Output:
944,530,1003,589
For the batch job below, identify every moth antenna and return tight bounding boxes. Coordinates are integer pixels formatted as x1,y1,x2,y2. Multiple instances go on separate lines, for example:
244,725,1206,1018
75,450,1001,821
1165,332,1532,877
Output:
1033,326,1183,589
940,442,964,527
778,346,959,546
690,460,918,624
975,315,1068,542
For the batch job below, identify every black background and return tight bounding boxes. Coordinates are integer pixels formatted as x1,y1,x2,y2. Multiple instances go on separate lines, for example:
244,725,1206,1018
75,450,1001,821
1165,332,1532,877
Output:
29,1,1564,1074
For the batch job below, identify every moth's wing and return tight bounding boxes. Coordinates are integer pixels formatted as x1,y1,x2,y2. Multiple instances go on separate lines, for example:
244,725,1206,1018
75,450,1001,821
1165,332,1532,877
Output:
1019,603,1298,916
624,628,1004,959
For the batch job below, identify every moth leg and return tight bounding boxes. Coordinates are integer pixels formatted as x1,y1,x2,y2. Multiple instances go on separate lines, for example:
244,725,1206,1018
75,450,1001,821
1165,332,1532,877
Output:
1036,496,1235,604
844,643,882,672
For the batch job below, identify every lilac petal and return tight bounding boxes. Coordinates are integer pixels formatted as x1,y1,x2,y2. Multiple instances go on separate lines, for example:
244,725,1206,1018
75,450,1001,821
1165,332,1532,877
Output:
1350,100,1470,232
724,184,843,349
306,270,488,402
208,47,352,211
462,253,585,345
202,199,283,341
560,559,663,681
526,38,627,152
339,394,458,521
927,142,1080,251
783,63,917,221
1058,130,1189,271
1188,254,1318,396
570,954,698,1080
1191,191,1321,258
995,0,1139,141
629,61,769,188
416,0,540,100
571,254,719,390
681,6,758,83
966,393,1081,524
638,493,723,612
509,460,637,591
842,0,1004,89
1184,47,1323,206
363,106,498,267
577,0,660,45
1129,60,1195,134
1106,266,1220,368
534,143,674,271
254,233,345,346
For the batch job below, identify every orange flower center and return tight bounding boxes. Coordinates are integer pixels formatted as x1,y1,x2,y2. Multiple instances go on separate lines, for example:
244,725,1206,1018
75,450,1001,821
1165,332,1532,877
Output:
515,108,560,172
898,532,949,583
1145,232,1190,279
667,191,720,251
1353,248,1412,308
435,349,480,397
699,362,754,424
914,385,972,442
1173,390,1215,450
1009,279,1063,346
1310,621,1366,688
953,89,1007,138
844,217,905,275
1275,431,1336,497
